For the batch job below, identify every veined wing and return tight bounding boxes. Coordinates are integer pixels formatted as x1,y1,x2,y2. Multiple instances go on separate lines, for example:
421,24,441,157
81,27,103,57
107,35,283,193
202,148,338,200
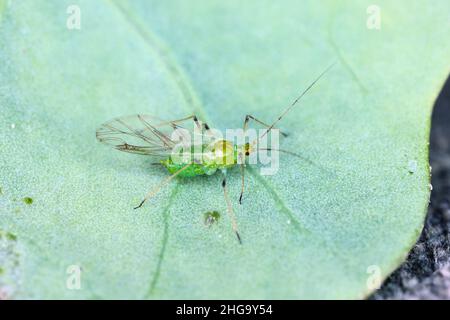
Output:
96,114,214,158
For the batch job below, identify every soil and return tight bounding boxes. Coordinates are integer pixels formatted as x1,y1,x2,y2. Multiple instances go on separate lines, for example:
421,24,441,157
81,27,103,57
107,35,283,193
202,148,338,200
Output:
372,76,450,299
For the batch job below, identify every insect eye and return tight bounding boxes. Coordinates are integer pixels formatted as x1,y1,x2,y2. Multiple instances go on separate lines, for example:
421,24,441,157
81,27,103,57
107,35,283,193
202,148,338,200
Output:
243,142,252,156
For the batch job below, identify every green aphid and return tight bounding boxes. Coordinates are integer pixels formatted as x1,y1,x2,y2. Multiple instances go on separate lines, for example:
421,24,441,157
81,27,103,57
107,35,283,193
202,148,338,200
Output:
6,232,17,241
23,197,33,205
204,211,221,227
96,65,334,244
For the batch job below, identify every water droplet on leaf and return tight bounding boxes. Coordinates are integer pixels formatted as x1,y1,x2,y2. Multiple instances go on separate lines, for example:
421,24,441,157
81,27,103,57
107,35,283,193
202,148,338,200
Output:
408,160,417,174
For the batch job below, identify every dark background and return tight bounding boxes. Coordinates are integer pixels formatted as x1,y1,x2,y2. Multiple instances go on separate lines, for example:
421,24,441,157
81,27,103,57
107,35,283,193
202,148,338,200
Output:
372,76,450,299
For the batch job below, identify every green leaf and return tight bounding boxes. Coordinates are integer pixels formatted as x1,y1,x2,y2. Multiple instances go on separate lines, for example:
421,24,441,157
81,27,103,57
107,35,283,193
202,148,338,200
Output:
0,0,449,299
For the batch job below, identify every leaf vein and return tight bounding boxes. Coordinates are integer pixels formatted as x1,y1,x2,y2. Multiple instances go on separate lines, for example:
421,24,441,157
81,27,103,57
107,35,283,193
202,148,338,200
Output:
107,0,211,122
145,183,180,298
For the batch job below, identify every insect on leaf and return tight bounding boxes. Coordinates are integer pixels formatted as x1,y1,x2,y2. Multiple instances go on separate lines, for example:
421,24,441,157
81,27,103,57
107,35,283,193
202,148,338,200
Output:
0,0,449,299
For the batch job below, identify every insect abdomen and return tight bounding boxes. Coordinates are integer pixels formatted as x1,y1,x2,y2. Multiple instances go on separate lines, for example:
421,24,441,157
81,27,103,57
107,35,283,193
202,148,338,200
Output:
161,159,215,178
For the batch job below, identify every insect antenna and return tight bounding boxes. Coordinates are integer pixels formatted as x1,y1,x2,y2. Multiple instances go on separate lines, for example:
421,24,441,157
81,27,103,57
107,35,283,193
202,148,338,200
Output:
258,148,333,175
255,62,336,143
257,148,315,165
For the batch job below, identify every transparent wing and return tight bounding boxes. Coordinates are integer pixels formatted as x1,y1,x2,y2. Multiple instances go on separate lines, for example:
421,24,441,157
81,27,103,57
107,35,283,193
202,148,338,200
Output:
96,114,214,158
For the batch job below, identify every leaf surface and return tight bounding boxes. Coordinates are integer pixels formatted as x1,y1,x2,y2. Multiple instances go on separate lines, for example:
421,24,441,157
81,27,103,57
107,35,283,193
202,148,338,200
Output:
0,0,449,299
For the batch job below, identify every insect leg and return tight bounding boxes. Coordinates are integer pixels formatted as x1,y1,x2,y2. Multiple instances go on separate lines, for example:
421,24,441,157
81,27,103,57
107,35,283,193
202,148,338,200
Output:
168,115,215,140
221,172,242,244
199,120,215,138
166,115,203,131
238,116,250,205
239,115,288,204
172,115,215,140
239,156,245,205
191,115,203,132
244,115,289,137
134,163,192,209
